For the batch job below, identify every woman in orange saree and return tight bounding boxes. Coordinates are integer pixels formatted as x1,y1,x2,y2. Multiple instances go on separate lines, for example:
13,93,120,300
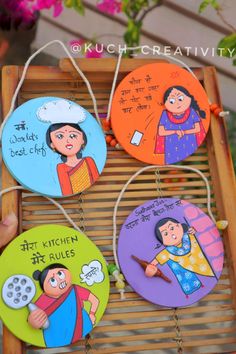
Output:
46,123,99,196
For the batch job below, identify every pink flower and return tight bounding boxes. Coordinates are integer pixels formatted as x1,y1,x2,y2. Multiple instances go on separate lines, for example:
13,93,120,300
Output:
36,0,54,9
96,0,121,15
0,0,38,30
53,0,63,16
34,0,63,17
69,39,85,47
69,39,104,58
85,46,103,58
0,0,64,30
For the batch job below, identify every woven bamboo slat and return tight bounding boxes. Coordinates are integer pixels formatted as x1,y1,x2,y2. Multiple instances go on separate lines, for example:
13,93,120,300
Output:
1,58,236,354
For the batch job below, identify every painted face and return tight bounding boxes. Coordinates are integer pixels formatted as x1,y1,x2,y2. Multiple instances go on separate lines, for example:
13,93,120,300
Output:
159,221,184,246
50,125,84,157
43,268,72,298
165,88,191,115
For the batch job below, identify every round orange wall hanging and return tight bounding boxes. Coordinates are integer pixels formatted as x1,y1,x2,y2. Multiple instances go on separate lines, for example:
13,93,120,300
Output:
111,63,210,165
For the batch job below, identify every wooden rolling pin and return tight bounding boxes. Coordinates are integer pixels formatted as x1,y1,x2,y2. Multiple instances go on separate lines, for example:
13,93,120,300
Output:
131,255,172,283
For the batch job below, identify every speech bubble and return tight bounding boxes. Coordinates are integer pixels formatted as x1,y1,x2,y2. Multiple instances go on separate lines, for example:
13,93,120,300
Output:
80,260,104,286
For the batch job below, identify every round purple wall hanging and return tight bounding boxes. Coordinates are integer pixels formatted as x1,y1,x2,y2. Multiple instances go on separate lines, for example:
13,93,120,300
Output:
118,198,224,307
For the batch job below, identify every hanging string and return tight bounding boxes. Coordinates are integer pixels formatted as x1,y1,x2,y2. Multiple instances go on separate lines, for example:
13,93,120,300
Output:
173,308,183,354
0,40,127,298
0,39,102,143
0,40,228,143
85,333,92,353
155,168,164,199
112,164,222,270
77,192,85,233
106,49,124,122
0,186,82,233
105,45,229,122
0,185,126,299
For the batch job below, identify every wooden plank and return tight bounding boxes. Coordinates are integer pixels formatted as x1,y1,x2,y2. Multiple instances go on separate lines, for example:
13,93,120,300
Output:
21,197,214,209
18,66,72,81
59,326,236,346
1,66,25,354
203,66,236,306
95,314,235,334
21,206,218,222
59,58,200,84
60,337,236,354
59,58,167,74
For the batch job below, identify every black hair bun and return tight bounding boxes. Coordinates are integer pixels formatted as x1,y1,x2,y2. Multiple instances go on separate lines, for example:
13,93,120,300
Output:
33,270,41,281
199,110,206,119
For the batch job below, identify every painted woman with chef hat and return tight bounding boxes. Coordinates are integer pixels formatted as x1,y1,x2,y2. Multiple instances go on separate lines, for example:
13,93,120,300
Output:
37,100,99,196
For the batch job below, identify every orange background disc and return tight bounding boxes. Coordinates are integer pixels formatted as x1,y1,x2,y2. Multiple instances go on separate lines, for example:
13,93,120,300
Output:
111,63,210,165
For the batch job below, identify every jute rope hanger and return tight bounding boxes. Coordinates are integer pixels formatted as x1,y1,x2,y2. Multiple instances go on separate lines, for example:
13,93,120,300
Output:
112,164,228,270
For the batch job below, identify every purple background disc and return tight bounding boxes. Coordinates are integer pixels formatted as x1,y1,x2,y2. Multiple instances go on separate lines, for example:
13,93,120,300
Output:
118,198,224,307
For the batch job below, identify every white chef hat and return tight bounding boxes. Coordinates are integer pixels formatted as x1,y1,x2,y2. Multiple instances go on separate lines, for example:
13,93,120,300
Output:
37,99,86,124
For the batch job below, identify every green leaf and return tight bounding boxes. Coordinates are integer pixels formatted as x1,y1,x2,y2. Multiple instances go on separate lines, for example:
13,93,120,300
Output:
64,0,73,7
122,0,150,18
199,0,219,13
124,19,142,47
210,0,220,9
217,33,236,58
199,0,210,13
122,0,131,17
233,58,236,65
72,0,85,15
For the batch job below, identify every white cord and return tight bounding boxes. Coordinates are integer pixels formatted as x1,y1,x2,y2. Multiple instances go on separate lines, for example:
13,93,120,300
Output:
0,186,127,296
112,164,216,270
106,45,230,122
0,185,82,233
0,39,101,142
106,50,124,122
106,45,198,122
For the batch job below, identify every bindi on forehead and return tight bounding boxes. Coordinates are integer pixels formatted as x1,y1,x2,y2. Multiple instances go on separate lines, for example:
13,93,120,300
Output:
56,125,74,133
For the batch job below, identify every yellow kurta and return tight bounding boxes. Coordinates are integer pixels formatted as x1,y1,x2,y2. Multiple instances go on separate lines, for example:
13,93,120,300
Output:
156,234,214,277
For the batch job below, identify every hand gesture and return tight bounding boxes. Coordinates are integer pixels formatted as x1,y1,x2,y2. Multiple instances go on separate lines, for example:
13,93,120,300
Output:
176,130,184,139
89,312,96,325
188,227,196,235
28,309,48,329
0,212,18,248
145,264,157,277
